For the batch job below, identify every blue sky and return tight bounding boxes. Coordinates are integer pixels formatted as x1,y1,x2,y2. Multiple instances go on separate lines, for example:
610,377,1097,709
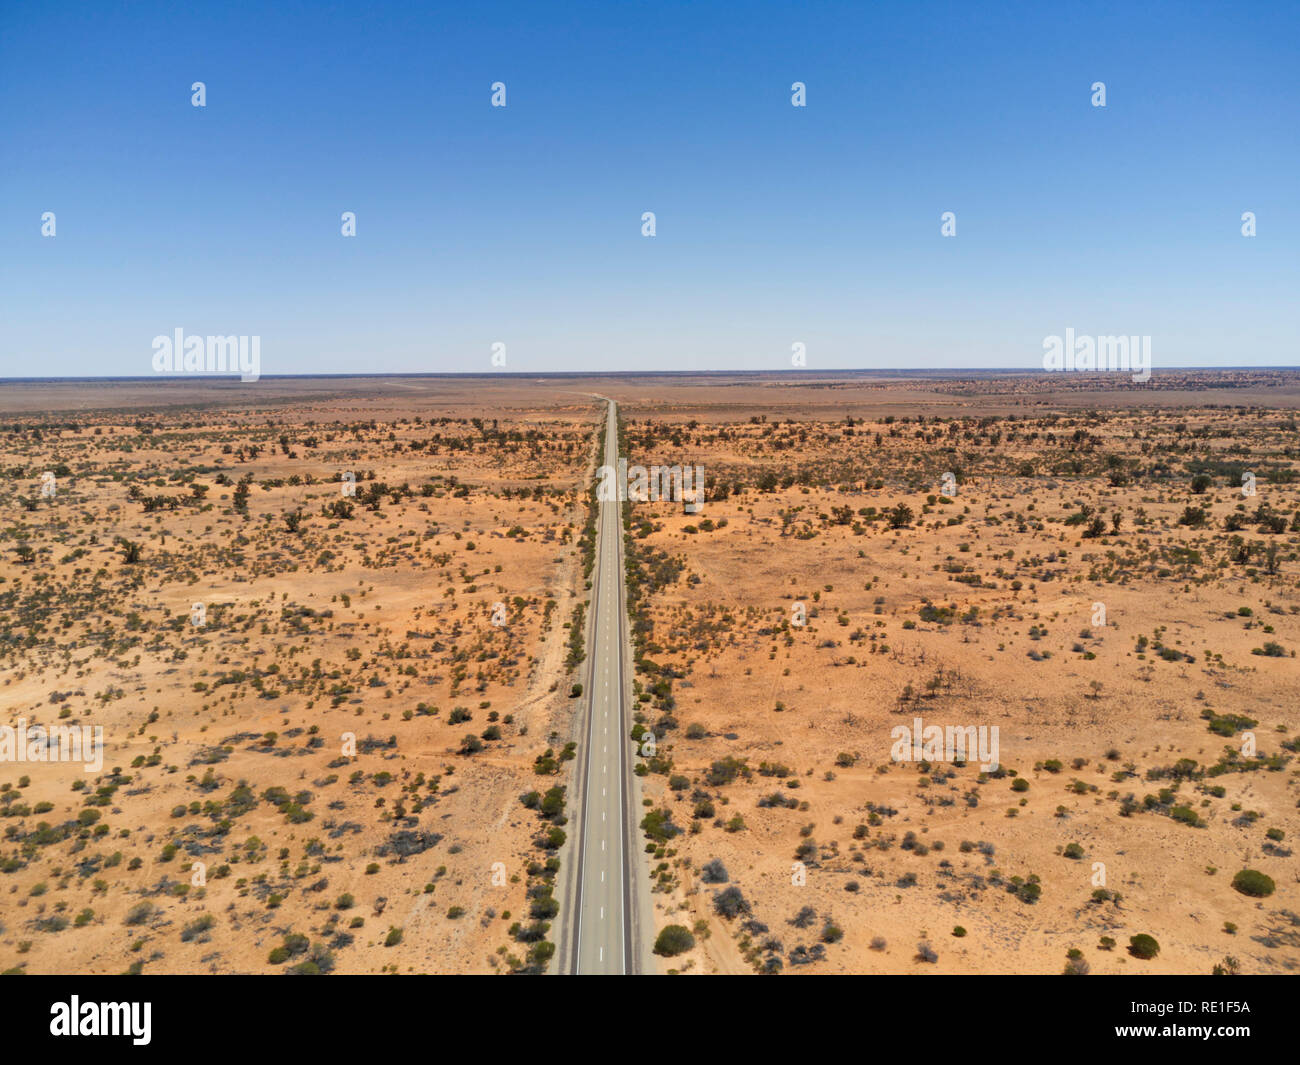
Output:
1,0,1296,376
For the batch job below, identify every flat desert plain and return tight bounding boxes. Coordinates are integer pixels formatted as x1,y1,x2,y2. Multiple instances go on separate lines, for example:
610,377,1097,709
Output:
0,378,605,973
604,369,1300,975
1,370,1298,976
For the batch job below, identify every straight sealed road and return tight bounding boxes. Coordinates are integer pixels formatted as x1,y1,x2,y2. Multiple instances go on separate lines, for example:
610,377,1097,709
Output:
562,399,644,974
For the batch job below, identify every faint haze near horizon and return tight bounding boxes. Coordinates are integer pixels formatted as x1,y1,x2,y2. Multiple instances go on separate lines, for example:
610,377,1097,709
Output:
2,0,1296,377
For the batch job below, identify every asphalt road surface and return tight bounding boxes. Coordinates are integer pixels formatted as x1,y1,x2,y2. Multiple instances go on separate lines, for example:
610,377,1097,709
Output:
564,399,644,975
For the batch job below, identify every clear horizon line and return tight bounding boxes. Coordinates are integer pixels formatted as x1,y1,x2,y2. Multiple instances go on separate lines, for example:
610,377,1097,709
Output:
3,365,1298,384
